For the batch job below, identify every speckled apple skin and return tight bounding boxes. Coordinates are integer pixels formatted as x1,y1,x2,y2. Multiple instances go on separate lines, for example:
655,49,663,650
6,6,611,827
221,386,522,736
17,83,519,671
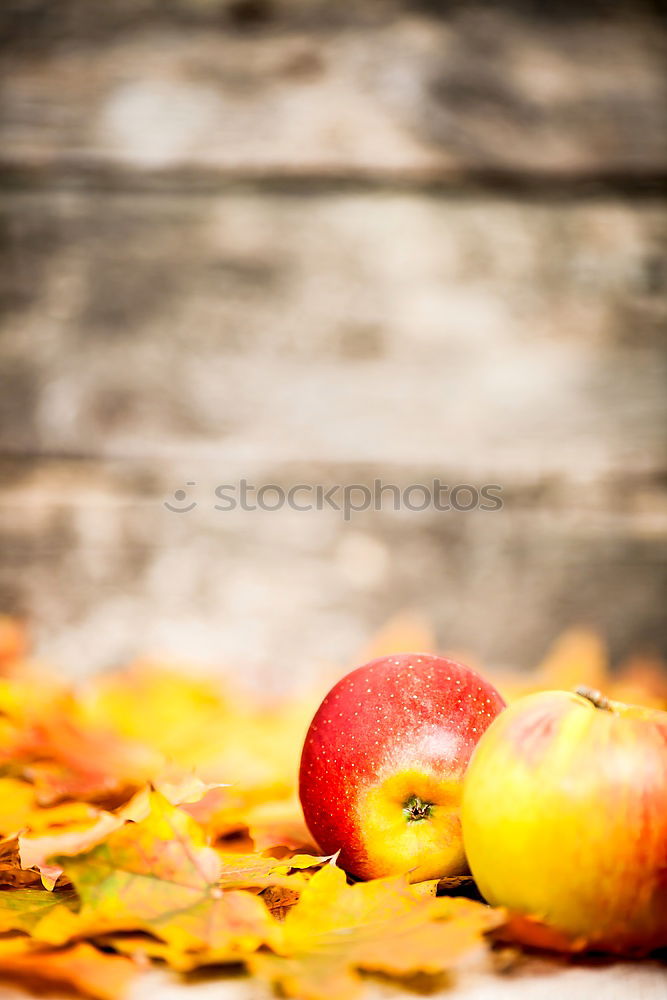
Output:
299,653,506,880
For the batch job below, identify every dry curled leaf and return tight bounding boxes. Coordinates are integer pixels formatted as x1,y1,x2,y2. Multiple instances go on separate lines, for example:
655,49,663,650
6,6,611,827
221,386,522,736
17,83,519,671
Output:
19,809,126,876
215,850,333,889
261,884,302,920
0,836,46,889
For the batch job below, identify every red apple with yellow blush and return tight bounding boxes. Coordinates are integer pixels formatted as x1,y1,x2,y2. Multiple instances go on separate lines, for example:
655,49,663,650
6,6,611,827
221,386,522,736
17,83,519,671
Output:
299,653,506,881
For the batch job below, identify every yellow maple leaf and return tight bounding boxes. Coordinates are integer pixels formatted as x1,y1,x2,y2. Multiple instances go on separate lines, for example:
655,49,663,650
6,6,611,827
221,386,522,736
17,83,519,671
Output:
249,863,504,1000
0,887,77,934
36,792,326,966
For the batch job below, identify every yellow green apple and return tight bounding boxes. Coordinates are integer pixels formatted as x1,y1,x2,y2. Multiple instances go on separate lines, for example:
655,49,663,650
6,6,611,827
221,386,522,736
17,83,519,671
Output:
461,686,667,953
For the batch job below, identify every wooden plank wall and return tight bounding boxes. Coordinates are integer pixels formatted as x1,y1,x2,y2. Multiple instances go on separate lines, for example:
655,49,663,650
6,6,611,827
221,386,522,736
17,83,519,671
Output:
1,1,666,685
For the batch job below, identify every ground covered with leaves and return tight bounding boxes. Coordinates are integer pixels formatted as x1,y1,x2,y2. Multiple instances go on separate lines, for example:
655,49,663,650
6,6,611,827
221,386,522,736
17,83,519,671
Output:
0,616,664,1000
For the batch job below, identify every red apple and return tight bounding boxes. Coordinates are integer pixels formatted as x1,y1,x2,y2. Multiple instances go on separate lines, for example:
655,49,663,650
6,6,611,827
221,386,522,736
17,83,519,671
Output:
461,686,667,953
299,653,506,881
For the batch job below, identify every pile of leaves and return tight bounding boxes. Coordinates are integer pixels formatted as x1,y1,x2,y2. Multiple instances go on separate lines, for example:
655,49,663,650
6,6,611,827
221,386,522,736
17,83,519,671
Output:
0,615,664,1000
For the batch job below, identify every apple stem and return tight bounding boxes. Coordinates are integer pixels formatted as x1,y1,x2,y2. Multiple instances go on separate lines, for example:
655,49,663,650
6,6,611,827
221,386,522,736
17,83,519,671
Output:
403,795,433,823
575,685,612,711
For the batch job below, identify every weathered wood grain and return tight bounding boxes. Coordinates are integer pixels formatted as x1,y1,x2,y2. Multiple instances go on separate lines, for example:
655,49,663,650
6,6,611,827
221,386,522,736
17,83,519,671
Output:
1,4,666,179
1,181,666,678
1,453,665,680
1,190,665,476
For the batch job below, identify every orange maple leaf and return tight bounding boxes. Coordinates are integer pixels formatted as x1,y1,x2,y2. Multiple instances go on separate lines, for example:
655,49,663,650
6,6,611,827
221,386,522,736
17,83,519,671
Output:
0,938,138,1000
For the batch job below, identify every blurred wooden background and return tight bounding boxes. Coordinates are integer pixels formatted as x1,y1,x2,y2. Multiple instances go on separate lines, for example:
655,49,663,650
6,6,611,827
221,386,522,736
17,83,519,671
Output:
0,0,666,685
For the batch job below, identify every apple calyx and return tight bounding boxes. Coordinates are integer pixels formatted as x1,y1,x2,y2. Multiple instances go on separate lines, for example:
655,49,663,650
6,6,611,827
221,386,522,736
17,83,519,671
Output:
575,685,612,712
402,794,433,823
